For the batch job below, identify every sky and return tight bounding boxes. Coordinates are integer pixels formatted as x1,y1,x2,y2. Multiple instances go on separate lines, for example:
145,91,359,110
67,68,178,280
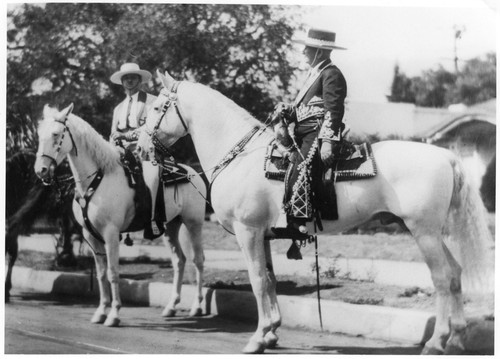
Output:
293,0,497,103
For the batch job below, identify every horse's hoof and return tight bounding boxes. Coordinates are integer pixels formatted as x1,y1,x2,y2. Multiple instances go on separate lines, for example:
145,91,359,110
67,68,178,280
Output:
444,343,465,355
91,313,107,324
421,344,444,355
162,308,176,317
103,317,120,327
189,308,203,317
242,340,266,354
264,332,279,348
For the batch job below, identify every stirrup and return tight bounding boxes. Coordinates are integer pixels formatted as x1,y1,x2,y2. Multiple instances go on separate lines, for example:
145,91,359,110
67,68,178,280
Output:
123,233,133,247
151,221,161,236
144,221,164,240
286,240,303,260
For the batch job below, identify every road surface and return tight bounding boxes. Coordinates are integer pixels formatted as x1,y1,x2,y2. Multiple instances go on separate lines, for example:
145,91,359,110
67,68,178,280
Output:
5,290,422,354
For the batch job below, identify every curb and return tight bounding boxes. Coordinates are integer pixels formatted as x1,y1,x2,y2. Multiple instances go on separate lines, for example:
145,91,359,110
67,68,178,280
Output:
19,235,435,287
11,266,493,353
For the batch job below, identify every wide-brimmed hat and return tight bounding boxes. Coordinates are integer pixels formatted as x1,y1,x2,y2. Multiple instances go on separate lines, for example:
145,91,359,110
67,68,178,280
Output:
294,28,346,50
110,63,152,85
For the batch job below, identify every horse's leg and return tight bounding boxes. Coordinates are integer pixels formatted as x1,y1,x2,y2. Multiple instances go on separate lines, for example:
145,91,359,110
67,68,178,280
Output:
5,229,19,303
90,250,110,324
441,243,467,354
102,229,122,327
179,221,205,317
56,216,77,267
161,218,184,317
262,239,281,348
233,221,272,354
414,234,464,355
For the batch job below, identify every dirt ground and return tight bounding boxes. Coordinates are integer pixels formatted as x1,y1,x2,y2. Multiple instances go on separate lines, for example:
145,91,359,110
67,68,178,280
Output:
16,249,493,317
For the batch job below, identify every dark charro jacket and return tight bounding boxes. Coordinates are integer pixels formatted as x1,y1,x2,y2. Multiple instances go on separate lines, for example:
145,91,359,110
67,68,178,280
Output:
292,59,347,141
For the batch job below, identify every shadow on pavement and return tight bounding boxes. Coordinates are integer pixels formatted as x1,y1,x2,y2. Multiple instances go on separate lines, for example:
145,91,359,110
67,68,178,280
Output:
306,344,422,355
123,314,255,335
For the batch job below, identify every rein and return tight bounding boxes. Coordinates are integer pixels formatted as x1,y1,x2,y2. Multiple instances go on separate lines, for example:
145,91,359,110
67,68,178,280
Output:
210,126,262,184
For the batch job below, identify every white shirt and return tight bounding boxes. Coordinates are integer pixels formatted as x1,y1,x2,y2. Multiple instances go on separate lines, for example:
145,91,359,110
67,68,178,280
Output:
117,92,140,130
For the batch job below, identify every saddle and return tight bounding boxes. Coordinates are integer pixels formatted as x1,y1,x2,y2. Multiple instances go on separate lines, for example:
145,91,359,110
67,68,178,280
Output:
120,150,192,234
264,140,377,220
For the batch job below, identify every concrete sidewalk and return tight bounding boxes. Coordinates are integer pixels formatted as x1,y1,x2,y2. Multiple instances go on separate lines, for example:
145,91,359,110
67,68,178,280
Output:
19,234,434,287
13,234,494,353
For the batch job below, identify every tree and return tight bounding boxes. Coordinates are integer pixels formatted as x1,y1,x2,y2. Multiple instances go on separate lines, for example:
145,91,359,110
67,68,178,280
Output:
411,66,457,107
386,64,415,103
447,53,496,105
7,4,303,162
7,3,126,154
387,53,496,108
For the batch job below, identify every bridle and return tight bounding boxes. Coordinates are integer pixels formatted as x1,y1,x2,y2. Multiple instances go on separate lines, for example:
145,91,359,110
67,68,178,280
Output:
146,81,188,161
37,115,78,185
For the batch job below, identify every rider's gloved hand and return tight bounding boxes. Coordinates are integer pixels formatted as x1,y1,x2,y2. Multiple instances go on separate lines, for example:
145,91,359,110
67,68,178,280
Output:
321,140,342,167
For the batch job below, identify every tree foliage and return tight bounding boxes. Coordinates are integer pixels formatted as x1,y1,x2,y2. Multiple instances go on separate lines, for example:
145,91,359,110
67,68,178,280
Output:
387,53,496,108
7,3,303,161
386,64,415,103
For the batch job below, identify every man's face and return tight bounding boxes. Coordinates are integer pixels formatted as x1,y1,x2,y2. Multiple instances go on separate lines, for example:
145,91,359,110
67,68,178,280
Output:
303,46,318,65
121,74,142,91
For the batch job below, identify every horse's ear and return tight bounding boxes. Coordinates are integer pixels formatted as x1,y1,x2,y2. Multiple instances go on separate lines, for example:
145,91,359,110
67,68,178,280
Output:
157,69,175,90
61,103,74,117
54,103,74,122
42,104,51,118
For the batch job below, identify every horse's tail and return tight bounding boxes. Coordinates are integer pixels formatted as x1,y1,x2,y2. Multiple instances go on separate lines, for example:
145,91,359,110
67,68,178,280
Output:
446,153,494,293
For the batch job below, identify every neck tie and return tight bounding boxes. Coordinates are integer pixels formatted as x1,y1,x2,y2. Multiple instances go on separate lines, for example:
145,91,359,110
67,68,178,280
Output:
125,96,133,129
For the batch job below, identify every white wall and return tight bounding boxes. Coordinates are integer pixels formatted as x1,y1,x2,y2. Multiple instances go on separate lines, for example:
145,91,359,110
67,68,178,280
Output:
345,101,416,137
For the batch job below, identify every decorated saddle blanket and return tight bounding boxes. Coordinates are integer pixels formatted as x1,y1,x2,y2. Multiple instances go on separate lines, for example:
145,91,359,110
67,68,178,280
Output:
325,142,377,182
264,141,377,222
264,141,377,182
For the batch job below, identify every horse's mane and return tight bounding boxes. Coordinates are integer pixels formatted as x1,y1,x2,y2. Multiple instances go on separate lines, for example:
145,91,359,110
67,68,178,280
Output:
40,107,121,173
185,82,264,128
67,113,121,172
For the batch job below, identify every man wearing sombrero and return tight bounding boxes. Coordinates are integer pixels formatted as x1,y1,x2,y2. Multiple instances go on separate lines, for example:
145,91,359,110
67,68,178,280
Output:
110,62,164,240
272,28,348,241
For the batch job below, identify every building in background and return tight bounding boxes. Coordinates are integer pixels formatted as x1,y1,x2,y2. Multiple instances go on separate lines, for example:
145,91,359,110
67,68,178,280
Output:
345,99,496,211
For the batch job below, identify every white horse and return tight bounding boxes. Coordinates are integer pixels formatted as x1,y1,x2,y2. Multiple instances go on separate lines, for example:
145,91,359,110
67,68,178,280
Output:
137,71,494,355
34,104,207,326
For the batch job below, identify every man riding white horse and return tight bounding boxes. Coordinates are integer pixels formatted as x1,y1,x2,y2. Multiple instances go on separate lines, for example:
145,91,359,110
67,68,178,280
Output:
109,62,163,240
271,28,348,239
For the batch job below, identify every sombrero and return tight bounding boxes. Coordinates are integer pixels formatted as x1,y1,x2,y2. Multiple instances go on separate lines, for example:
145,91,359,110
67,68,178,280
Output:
110,63,152,85
294,28,347,50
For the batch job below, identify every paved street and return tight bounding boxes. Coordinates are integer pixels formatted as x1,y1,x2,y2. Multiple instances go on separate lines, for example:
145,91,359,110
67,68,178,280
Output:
5,289,422,355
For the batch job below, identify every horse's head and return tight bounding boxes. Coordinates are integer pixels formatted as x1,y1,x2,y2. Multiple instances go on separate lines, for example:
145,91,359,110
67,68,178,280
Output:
34,103,75,185
138,70,189,162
